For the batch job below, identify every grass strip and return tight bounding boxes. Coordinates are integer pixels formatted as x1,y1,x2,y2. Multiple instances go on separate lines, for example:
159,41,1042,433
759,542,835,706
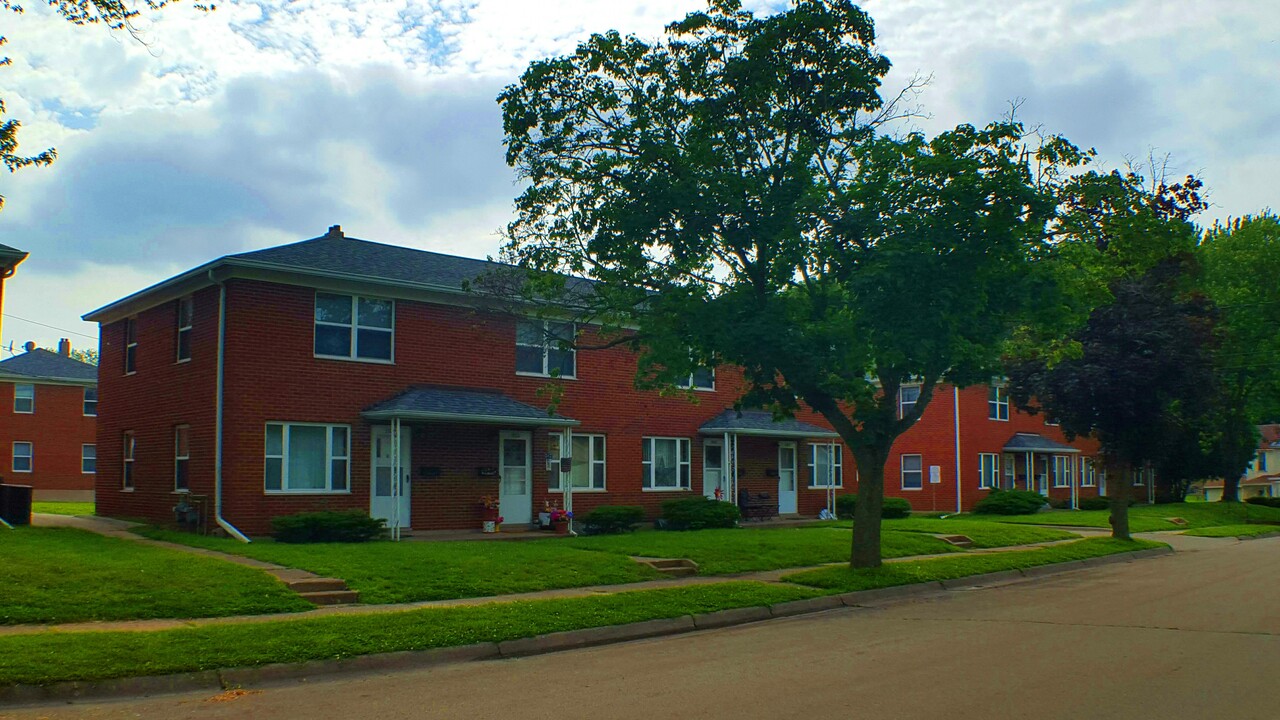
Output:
30,502,94,516
782,537,1163,592
1181,524,1280,538
0,528,311,625
0,582,819,687
809,518,1078,548
987,502,1280,532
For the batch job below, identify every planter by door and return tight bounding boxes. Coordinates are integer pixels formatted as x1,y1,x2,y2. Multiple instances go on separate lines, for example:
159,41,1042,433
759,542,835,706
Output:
370,425,412,529
499,431,533,525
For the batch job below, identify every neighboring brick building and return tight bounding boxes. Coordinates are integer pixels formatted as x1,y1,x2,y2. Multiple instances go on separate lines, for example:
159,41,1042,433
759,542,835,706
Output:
84,226,1110,537
0,341,98,501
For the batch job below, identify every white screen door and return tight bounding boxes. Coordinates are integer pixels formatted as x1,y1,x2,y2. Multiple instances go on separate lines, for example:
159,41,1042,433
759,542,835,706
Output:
370,425,411,529
703,439,724,499
778,442,798,514
500,431,533,525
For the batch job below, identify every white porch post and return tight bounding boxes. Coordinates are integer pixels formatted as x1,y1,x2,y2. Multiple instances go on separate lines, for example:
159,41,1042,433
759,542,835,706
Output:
1071,455,1079,509
723,431,733,504
562,426,574,535
731,432,740,505
390,417,401,542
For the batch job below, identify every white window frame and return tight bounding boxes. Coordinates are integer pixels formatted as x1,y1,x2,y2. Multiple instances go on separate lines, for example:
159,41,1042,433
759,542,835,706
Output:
548,433,607,491
11,441,32,473
978,453,1000,490
313,293,395,363
1052,456,1071,488
988,384,1009,421
83,387,98,417
808,443,844,488
122,432,135,490
124,317,138,375
13,384,33,414
898,384,921,420
81,444,96,474
641,436,691,491
174,425,191,492
1133,468,1146,487
515,319,577,379
677,367,716,391
1002,453,1016,489
901,453,924,491
176,295,194,363
1081,457,1097,487
264,422,352,494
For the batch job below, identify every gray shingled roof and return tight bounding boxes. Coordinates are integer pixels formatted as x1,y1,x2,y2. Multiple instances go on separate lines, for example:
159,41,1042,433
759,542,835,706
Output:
0,349,97,383
363,386,577,427
1002,432,1079,454
699,409,838,438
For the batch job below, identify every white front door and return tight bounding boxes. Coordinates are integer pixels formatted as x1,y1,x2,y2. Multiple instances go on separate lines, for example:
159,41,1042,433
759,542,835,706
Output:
370,425,411,529
778,442,798,514
500,431,533,525
703,439,724,499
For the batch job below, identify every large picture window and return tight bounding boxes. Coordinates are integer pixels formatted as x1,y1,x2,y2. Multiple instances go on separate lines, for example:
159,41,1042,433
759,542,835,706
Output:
12,442,32,473
13,384,33,414
901,454,924,490
642,437,690,490
978,453,1000,490
548,433,606,491
314,293,394,361
265,423,350,493
515,320,576,377
1053,456,1072,488
808,443,843,488
988,385,1009,421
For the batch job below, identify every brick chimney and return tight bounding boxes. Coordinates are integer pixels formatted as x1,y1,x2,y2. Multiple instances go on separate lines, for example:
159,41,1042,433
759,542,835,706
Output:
23,341,35,352
327,224,344,238
58,338,71,357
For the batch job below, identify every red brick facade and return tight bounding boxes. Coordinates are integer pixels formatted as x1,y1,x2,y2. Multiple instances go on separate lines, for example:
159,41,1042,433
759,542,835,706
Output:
93,265,1108,536
0,378,97,501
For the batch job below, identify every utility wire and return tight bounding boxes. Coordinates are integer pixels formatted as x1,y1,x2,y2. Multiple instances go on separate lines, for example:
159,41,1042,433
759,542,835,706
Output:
1,313,98,341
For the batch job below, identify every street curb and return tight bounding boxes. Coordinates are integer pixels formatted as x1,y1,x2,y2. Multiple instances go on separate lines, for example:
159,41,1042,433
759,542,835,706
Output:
1232,530,1280,541
0,546,1172,707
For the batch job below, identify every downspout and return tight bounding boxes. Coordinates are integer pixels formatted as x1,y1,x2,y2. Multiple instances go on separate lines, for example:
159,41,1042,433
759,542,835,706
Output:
952,386,962,514
211,271,251,543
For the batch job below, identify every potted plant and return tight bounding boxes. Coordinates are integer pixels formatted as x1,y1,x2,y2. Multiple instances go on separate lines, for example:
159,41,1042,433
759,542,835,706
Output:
479,495,502,533
548,506,573,534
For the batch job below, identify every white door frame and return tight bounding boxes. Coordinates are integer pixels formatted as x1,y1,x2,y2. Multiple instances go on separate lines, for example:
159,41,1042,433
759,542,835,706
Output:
499,431,533,525
777,441,798,514
370,424,411,530
703,438,725,499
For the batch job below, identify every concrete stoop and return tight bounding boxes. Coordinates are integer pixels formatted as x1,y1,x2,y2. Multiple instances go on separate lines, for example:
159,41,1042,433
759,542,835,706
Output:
284,577,359,605
637,558,700,577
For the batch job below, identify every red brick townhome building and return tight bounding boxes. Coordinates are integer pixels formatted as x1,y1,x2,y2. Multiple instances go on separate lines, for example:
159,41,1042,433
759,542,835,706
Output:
85,226,1118,538
0,341,99,501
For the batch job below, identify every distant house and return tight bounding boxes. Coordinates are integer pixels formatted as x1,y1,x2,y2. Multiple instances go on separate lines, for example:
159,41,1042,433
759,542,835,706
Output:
0,341,99,501
1202,424,1280,501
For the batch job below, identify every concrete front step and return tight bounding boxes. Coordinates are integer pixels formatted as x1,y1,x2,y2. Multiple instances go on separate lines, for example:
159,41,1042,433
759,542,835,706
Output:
287,578,350,594
299,589,360,606
637,558,699,577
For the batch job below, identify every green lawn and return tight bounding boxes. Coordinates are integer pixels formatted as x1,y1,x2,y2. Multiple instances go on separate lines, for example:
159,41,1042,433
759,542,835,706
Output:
1181,524,1280,538
0,582,820,687
985,502,1280,532
137,528,665,604
813,518,1079,548
0,528,311,624
570,526,959,574
783,537,1164,592
31,501,94,516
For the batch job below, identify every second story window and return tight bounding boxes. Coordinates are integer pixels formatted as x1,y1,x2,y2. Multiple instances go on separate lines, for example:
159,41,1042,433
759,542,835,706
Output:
314,293,394,362
678,367,715,391
124,317,138,374
516,320,576,377
176,296,194,362
898,385,920,420
83,387,98,417
989,384,1009,421
13,384,33,414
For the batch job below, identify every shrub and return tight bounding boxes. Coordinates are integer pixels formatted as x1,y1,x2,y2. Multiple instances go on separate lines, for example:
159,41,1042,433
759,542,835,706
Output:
271,510,387,543
581,505,645,534
1246,496,1280,509
1048,497,1070,510
972,490,1049,516
1078,496,1111,511
660,497,740,530
836,494,911,519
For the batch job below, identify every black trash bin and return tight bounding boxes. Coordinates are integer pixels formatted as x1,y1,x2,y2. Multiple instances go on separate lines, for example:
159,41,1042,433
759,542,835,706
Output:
0,483,33,526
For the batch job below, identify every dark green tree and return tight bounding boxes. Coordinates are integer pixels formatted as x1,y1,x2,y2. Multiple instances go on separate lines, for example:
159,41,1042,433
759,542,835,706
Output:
497,0,1087,567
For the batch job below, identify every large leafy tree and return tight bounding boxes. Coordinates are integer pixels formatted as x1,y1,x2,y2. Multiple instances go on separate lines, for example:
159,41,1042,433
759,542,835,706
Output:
1198,214,1280,501
1,0,212,210
498,0,1086,567
1007,257,1219,539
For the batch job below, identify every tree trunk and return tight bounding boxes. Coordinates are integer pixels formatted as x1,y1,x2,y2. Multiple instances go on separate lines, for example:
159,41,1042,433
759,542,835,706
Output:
1108,461,1132,541
851,453,885,569
1220,475,1241,503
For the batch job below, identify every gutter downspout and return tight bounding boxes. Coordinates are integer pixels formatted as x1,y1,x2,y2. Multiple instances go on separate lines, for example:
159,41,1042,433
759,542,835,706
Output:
953,386,962,515
211,271,251,543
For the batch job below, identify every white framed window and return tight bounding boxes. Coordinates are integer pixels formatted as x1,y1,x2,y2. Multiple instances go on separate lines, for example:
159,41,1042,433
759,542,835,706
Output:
11,442,32,473
988,385,1009,421
1052,456,1072,488
642,437,690,490
677,367,715,391
124,317,138,374
314,293,394,362
81,444,96,474
122,432,135,490
176,296,194,362
1002,453,1016,489
83,387,97,416
1081,458,1096,487
978,453,1000,490
901,453,923,490
548,433,606,491
515,319,576,378
808,443,844,488
898,385,920,420
264,423,351,493
174,425,191,492
1132,468,1145,486
13,384,33,414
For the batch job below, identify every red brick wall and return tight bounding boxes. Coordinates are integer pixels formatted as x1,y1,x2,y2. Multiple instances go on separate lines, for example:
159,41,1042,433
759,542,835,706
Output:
0,380,96,500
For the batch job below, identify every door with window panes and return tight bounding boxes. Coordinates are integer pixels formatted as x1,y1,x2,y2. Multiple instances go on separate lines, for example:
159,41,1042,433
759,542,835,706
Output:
500,432,533,524
778,442,798,513
370,426,411,528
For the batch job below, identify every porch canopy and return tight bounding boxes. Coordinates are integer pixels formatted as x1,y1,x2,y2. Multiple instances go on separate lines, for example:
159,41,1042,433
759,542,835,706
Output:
698,409,839,439
1002,432,1079,454
362,386,578,427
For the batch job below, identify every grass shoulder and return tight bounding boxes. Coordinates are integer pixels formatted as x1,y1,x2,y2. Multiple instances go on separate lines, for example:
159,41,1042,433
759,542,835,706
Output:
1181,524,1280,538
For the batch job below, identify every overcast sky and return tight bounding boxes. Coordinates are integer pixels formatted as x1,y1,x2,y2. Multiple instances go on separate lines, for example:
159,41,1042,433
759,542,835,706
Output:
0,0,1275,354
